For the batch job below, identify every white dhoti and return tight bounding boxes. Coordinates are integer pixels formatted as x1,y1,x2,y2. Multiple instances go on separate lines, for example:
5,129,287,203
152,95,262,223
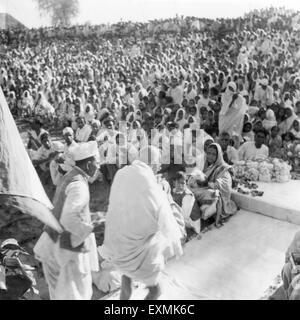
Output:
34,232,97,300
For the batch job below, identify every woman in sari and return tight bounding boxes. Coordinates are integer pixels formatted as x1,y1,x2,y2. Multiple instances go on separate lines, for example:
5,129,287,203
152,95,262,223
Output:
219,82,248,140
174,108,187,131
20,90,34,117
83,104,96,125
290,119,300,140
262,107,277,131
279,106,298,136
128,120,146,151
34,91,55,124
189,143,238,228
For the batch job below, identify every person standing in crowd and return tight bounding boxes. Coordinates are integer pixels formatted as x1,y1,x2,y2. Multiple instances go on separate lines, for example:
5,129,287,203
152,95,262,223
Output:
168,77,184,106
62,127,78,172
219,82,248,141
100,146,183,300
34,142,102,300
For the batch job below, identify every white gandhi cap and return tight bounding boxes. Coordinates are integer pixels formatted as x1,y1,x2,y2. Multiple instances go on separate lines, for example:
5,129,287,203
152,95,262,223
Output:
72,141,98,161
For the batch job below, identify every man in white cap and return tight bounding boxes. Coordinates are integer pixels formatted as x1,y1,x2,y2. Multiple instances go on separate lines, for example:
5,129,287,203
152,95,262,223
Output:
34,141,101,300
100,145,183,300
254,78,274,108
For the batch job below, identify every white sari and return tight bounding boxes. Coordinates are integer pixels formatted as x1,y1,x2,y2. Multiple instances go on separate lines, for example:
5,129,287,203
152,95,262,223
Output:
219,82,247,139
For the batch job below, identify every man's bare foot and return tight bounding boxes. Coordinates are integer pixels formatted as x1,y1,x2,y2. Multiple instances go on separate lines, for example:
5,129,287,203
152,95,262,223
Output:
120,275,132,300
144,284,162,300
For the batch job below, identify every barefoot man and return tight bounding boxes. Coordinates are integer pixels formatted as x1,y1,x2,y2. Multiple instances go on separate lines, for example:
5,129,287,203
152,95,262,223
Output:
100,146,183,300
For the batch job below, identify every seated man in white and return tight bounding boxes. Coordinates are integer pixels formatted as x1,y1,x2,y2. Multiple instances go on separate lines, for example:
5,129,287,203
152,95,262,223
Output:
75,117,92,143
238,129,269,161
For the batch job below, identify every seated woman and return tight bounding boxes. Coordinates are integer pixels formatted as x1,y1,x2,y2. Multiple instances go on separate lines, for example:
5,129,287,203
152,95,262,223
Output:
188,143,238,228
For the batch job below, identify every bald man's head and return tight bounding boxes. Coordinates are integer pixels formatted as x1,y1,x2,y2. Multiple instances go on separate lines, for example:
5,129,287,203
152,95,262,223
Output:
138,146,161,174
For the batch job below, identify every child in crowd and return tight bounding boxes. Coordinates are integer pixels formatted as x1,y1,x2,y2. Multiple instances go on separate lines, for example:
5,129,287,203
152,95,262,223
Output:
187,169,220,232
282,132,296,163
290,119,300,140
172,171,202,237
267,126,283,158
242,121,255,143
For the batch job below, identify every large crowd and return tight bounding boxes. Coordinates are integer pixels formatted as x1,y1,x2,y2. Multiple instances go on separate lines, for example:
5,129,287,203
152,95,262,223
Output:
2,6,300,300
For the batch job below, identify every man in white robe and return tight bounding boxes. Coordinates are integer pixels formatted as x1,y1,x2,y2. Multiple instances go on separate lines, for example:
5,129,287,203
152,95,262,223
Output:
34,142,101,300
75,117,92,143
100,146,183,300
254,78,274,108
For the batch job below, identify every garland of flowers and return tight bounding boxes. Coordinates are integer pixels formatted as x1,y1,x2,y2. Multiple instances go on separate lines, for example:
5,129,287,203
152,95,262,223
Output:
233,158,292,183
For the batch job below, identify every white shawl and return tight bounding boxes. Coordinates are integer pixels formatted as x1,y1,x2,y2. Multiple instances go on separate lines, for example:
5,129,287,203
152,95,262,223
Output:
101,160,183,284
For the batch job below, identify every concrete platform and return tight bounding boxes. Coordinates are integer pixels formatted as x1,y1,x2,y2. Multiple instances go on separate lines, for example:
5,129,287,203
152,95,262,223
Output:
232,180,300,225
105,210,299,300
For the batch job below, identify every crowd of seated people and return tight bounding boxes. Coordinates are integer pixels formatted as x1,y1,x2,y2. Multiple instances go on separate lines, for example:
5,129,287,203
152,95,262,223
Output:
2,7,300,238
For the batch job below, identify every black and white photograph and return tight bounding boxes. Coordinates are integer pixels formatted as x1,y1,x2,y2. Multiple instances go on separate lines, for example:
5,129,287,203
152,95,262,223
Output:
1,0,300,304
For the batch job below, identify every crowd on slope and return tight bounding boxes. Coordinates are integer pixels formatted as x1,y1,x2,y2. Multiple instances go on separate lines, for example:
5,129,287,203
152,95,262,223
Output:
1,6,300,300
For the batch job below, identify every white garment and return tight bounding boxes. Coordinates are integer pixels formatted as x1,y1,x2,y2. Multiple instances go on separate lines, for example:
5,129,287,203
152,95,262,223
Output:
219,90,247,139
75,125,92,143
168,86,184,105
238,142,269,161
34,176,98,300
197,96,210,110
262,109,277,131
226,146,239,164
254,86,274,107
63,141,78,172
186,89,197,101
101,161,183,286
